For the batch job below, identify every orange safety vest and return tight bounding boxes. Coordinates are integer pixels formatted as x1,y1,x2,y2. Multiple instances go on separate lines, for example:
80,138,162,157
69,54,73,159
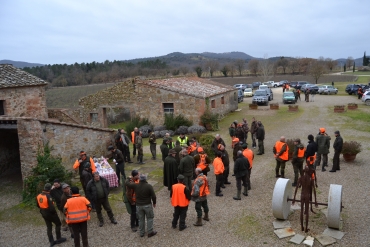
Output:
171,183,189,207
131,131,135,143
188,142,197,154
274,141,289,161
64,195,91,224
197,154,208,171
213,157,225,175
242,149,254,168
306,154,316,165
191,175,210,197
37,193,51,209
132,179,140,202
297,148,306,158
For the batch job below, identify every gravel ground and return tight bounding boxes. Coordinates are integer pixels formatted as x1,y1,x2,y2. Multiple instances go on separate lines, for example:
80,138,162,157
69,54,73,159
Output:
1,89,369,247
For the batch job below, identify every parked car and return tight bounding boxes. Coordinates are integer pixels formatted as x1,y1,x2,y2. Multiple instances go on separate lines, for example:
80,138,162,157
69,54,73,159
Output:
345,84,359,95
269,81,280,87
279,80,289,87
290,81,298,88
252,82,261,89
301,84,318,93
361,91,370,105
252,89,269,105
297,81,310,89
259,85,274,101
237,89,244,102
245,84,253,89
233,84,247,91
318,85,338,95
283,91,297,104
243,88,253,97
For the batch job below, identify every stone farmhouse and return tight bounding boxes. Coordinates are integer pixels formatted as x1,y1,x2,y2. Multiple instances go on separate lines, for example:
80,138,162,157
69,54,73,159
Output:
77,77,239,127
0,64,115,180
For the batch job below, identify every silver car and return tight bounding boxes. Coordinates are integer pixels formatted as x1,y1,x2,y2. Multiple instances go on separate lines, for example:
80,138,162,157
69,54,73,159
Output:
362,91,370,105
318,85,338,95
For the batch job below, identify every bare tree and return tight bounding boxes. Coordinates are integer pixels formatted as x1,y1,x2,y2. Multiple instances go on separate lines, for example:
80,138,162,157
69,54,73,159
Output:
220,65,230,77
325,58,338,71
205,60,219,77
309,60,327,84
180,67,189,75
277,57,289,74
259,55,274,82
298,58,314,75
346,56,354,69
248,59,259,76
288,58,300,75
234,59,245,76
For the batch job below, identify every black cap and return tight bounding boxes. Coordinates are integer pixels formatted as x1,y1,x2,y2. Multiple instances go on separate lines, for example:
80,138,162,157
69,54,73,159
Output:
334,130,340,135
131,170,139,177
108,146,114,151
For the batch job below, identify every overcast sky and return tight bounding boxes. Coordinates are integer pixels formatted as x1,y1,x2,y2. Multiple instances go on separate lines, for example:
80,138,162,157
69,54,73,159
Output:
1,0,369,65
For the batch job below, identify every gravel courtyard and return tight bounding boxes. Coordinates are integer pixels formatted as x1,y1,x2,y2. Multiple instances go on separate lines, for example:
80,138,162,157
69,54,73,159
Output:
1,88,369,247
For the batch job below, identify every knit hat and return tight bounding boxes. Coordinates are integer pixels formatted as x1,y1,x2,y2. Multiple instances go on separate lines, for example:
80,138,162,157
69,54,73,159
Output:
139,174,147,181
53,179,60,183
242,143,248,149
44,183,52,191
334,130,340,135
320,128,326,133
197,147,204,153
308,134,314,141
168,149,176,155
108,145,114,151
294,138,301,143
62,184,70,189
177,174,185,180
131,170,139,177
232,137,239,143
71,186,79,194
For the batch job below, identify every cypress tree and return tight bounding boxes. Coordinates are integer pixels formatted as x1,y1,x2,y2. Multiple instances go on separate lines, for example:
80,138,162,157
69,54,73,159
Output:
344,64,346,72
353,62,355,72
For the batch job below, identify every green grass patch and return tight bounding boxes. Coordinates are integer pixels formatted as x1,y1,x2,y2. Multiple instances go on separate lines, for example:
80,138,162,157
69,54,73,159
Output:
355,76,370,84
228,213,263,240
0,203,44,226
343,71,370,76
149,167,164,179
109,122,127,130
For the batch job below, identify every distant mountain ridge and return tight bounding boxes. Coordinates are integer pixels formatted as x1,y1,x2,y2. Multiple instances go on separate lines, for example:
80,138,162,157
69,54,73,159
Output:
1,52,365,68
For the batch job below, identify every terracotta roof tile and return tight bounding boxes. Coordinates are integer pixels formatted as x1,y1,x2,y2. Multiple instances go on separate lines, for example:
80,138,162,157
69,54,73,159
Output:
0,64,47,88
137,77,235,98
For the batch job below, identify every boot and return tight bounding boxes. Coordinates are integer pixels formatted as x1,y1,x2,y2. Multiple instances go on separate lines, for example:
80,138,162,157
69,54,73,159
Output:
281,171,285,178
242,187,248,196
193,217,203,226
233,190,241,200
203,213,209,221
275,170,281,178
140,156,145,164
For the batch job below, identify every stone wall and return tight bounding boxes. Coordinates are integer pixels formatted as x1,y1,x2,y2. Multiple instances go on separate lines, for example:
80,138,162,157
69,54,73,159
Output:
0,85,47,119
79,78,137,126
6,117,115,179
48,108,82,124
40,120,115,170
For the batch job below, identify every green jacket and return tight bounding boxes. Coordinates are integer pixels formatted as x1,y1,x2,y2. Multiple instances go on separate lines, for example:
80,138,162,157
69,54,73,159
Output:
178,155,195,177
125,180,156,206
315,134,331,154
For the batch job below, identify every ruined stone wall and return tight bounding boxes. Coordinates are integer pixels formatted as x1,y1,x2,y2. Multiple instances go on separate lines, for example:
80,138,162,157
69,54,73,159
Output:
47,109,82,124
79,79,137,127
40,120,115,169
17,119,44,179
0,85,47,119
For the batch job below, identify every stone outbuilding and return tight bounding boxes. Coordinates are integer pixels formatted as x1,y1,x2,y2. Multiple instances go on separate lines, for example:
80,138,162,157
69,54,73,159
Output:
79,77,239,127
0,64,114,181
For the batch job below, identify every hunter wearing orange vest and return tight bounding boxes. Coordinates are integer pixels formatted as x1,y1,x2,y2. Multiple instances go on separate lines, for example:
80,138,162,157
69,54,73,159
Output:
273,136,289,178
242,143,254,190
125,170,140,232
191,168,210,226
36,183,66,247
64,186,91,247
171,174,191,231
131,127,139,159
213,151,225,197
291,138,306,187
193,147,211,176
73,151,96,194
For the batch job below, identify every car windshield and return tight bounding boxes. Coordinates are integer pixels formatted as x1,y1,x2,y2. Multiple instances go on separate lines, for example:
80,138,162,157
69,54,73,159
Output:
284,92,294,97
245,88,252,92
255,91,266,96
